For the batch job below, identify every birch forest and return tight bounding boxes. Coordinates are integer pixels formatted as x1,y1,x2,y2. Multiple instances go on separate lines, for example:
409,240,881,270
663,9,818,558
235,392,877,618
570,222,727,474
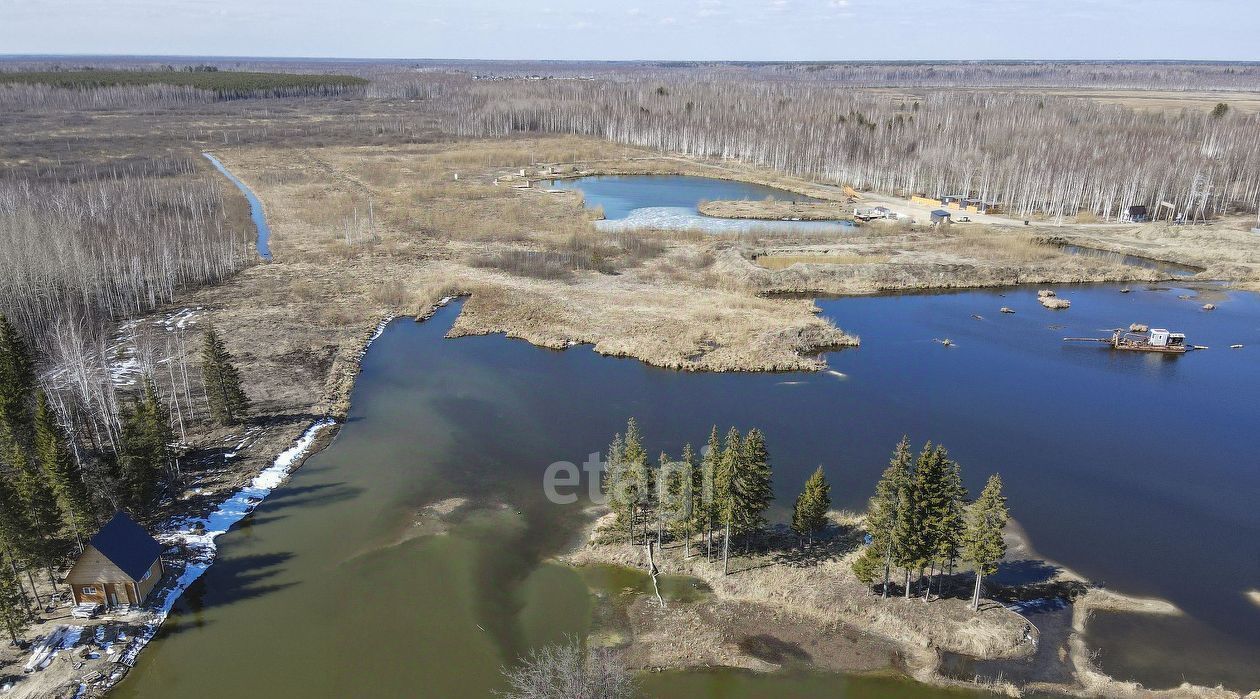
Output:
453,79,1260,221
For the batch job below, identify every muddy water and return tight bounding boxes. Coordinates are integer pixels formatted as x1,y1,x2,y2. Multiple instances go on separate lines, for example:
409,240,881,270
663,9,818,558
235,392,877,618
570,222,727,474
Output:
115,281,1260,696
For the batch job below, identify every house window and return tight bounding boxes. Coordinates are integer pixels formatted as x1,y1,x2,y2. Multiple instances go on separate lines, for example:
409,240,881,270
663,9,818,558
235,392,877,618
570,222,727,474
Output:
140,568,151,582
81,586,98,595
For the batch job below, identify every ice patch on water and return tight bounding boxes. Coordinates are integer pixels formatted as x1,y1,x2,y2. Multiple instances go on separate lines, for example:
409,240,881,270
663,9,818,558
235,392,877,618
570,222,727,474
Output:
595,206,855,235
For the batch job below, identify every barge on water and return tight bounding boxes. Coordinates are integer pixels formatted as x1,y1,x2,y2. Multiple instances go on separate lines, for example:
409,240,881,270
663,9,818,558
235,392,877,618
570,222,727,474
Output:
1064,328,1190,354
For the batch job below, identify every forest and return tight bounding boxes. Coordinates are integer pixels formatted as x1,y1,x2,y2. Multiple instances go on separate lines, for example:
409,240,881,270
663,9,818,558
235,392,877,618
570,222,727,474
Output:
0,69,367,99
452,78,1260,222
0,310,252,641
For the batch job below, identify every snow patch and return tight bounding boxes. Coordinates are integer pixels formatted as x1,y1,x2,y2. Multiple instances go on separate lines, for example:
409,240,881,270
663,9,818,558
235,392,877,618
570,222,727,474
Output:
595,206,855,235
112,418,335,673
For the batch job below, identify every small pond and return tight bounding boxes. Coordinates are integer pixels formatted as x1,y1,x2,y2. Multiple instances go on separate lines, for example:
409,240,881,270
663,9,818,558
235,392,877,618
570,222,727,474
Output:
545,174,856,234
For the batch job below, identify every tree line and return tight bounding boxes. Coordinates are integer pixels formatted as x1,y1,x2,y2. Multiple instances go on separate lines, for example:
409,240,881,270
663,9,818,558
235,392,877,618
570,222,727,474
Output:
601,420,1010,611
852,438,1009,610
0,315,250,642
453,78,1260,222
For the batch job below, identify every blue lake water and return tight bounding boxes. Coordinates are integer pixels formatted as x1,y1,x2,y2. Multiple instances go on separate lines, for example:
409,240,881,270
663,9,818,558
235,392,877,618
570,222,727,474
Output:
203,152,271,260
545,175,857,234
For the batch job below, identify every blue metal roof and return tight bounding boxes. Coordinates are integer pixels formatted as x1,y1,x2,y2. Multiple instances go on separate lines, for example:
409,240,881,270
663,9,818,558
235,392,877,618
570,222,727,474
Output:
88,512,162,581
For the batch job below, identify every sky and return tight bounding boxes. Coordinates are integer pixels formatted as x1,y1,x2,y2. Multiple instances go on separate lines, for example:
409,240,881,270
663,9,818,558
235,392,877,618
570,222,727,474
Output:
0,0,1257,61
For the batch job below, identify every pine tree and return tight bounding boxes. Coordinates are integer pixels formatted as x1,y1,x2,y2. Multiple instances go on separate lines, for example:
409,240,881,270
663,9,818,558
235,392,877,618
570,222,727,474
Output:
853,437,913,598
201,327,251,426
963,474,1009,611
791,466,831,546
34,393,95,548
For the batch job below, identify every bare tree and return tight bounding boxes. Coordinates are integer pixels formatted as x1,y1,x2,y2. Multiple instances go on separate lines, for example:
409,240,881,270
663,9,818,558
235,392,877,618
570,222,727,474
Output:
498,640,636,699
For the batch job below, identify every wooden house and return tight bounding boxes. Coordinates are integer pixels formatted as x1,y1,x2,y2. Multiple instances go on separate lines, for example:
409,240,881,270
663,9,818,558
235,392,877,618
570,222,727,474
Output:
67,512,163,608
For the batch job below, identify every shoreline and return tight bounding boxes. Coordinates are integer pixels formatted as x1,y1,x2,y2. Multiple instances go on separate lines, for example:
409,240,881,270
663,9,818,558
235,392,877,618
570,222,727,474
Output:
557,510,1253,699
14,137,1256,697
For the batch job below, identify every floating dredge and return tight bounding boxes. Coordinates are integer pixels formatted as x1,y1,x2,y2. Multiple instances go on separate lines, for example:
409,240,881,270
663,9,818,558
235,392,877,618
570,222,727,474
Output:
1064,328,1194,354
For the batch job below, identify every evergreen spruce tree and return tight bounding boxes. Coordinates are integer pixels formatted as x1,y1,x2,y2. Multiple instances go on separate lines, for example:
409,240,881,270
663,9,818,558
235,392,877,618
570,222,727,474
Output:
201,327,251,426
852,437,913,597
621,418,649,543
663,446,695,558
935,455,967,598
16,450,64,593
737,428,773,551
716,427,741,575
117,379,175,516
34,393,95,548
604,432,633,543
0,314,36,463
0,553,29,644
913,443,950,600
963,474,1009,611
681,443,700,559
0,477,34,612
791,466,831,546
698,427,721,560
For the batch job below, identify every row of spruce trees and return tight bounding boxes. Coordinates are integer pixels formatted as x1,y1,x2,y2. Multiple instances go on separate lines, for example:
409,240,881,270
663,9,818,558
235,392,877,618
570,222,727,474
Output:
600,420,1010,611
0,315,251,642
851,438,1009,610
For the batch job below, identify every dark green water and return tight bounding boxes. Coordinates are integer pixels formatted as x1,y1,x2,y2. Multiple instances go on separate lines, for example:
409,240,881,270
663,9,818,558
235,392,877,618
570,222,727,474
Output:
640,669,981,699
113,281,1260,696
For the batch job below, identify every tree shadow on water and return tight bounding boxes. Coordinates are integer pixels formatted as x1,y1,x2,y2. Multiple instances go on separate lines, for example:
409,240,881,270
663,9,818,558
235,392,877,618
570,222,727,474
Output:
154,551,298,638
261,481,363,512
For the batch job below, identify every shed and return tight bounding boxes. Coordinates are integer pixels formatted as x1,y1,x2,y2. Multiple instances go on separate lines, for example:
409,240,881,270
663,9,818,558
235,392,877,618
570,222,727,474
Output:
931,209,952,225
66,512,164,608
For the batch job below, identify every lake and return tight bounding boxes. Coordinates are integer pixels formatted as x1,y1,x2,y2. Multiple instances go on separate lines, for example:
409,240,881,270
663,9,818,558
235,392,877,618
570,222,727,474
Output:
113,280,1260,697
545,175,857,234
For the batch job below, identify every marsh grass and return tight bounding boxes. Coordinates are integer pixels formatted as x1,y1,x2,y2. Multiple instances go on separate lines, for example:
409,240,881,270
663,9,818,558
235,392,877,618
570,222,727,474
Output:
755,254,892,270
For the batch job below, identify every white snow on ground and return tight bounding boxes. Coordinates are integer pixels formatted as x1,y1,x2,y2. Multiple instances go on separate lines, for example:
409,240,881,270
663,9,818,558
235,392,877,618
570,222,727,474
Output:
21,625,84,673
111,418,336,673
91,307,205,389
369,315,397,342
594,206,856,235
